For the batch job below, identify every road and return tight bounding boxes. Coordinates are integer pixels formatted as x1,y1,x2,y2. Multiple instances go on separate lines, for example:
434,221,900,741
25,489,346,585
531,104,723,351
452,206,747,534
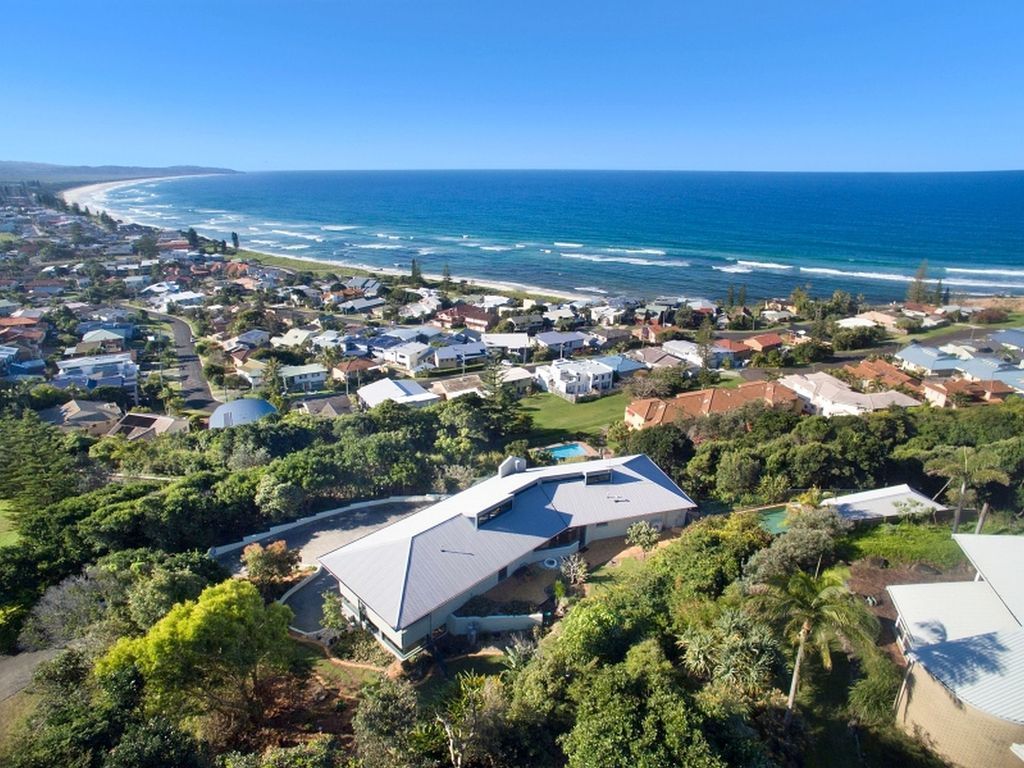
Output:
134,307,217,413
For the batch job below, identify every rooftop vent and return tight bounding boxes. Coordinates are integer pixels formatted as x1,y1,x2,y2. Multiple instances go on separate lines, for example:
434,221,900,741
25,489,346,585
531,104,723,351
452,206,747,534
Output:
497,456,527,478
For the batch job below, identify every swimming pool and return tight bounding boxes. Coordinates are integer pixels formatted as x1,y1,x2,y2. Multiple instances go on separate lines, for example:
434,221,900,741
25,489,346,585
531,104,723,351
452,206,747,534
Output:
547,442,588,460
758,507,788,535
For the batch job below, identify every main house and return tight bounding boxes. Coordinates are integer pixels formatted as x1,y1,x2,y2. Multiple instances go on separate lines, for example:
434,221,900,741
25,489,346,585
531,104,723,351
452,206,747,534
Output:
887,534,1024,768
319,454,697,658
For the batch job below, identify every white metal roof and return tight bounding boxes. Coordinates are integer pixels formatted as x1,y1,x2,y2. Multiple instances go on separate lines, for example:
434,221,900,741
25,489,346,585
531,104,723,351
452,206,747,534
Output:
821,484,945,521
911,627,1024,724
319,454,695,631
953,534,1024,624
356,377,439,408
888,581,1020,648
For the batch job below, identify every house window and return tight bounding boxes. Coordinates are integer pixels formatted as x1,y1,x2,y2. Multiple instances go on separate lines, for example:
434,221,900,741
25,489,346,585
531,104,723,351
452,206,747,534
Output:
477,497,514,527
596,522,609,528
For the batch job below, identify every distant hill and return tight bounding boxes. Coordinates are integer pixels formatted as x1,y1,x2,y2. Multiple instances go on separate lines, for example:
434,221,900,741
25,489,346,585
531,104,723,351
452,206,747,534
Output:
0,160,238,184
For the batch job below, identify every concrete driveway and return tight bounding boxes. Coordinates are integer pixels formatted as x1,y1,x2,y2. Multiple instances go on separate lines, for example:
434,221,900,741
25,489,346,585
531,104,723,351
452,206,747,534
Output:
217,501,428,633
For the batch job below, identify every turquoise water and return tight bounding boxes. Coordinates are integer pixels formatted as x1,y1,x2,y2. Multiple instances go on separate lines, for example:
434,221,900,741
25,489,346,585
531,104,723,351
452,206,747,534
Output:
92,170,1024,301
759,507,788,535
548,443,588,460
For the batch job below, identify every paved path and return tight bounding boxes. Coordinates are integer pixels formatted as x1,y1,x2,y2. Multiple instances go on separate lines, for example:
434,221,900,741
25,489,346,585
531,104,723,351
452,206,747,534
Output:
217,501,428,633
0,649,57,702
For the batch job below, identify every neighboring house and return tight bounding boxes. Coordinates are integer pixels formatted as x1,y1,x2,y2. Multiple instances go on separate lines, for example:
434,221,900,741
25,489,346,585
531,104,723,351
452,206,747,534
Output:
337,297,385,314
506,314,544,333
895,345,959,376
433,342,488,370
630,346,684,369
434,304,496,332
922,378,1015,408
39,399,123,436
319,454,697,657
332,358,380,384
742,332,785,353
778,371,920,416
715,338,753,361
482,332,532,358
888,534,1024,768
534,358,614,399
587,327,632,349
209,398,278,429
842,358,920,391
106,412,190,441
991,328,1024,352
224,329,271,349
294,395,353,418
821,484,945,523
431,374,487,400
383,341,434,372
954,356,1012,382
158,290,206,313
499,366,533,397
662,339,734,369
844,310,903,334
279,363,328,392
53,353,139,400
235,358,267,387
534,331,588,355
624,381,800,430
592,354,646,378
270,328,317,348
357,378,440,409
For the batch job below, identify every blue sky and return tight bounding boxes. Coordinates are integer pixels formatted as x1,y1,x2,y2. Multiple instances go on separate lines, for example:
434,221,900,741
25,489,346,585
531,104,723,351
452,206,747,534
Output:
2,1,1022,171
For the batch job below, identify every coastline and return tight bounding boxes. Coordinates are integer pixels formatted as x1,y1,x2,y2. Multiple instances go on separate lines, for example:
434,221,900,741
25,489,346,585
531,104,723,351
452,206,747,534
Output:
60,178,589,303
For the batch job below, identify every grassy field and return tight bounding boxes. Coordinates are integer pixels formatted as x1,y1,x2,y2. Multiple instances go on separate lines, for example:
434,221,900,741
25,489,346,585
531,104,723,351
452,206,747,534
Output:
522,391,629,444
0,232,18,245
891,313,1024,345
0,691,38,749
0,499,18,547
842,521,965,568
290,639,381,691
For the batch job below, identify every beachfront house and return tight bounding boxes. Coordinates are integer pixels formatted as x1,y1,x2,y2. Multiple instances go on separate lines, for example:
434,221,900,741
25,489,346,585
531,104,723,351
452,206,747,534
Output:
318,454,697,658
533,358,614,399
778,371,920,416
887,534,1024,768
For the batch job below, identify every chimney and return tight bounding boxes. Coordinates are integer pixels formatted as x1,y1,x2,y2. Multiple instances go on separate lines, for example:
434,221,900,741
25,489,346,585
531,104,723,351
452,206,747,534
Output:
497,456,527,478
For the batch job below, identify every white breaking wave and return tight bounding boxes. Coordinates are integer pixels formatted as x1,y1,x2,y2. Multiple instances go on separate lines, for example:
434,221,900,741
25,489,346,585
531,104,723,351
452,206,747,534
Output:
713,265,753,274
575,286,609,294
737,260,793,271
321,224,359,231
561,253,690,268
353,243,404,250
554,241,584,248
272,229,324,242
480,245,514,252
375,233,403,240
798,266,1024,290
279,244,310,251
249,239,280,246
603,247,668,256
945,267,1024,277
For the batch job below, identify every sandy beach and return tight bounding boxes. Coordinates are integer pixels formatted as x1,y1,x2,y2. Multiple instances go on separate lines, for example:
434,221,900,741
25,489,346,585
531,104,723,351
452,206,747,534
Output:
59,178,589,302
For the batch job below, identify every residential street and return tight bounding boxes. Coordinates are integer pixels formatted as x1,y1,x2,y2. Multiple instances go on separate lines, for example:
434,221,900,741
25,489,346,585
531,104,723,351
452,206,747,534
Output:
133,307,217,413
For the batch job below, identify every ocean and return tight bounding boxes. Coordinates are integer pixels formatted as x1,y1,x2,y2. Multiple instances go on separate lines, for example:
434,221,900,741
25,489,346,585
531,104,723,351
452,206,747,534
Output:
79,170,1024,302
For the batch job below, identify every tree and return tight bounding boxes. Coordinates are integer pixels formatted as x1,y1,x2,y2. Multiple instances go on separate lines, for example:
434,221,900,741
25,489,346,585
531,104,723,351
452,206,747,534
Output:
352,677,419,768
442,261,452,290
254,473,304,520
560,552,589,587
434,673,510,768
409,258,423,286
744,507,851,584
756,571,879,725
259,357,286,408
906,259,929,303
97,580,294,728
231,231,240,250
186,228,200,250
737,284,747,308
625,520,660,559
695,315,715,387
925,445,1010,533
241,540,300,587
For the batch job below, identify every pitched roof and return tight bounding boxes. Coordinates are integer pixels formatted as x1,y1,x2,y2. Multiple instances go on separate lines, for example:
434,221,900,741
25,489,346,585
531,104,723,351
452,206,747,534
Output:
821,484,945,521
626,381,800,428
887,581,1019,648
320,455,695,631
953,534,1024,624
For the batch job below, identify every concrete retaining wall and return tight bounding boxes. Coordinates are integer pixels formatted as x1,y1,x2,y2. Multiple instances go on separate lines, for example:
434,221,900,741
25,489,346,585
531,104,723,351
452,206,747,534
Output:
208,494,445,557
447,613,543,636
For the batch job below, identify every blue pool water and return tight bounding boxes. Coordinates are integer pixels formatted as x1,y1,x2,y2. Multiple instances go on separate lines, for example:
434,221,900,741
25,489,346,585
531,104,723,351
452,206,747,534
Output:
547,443,588,460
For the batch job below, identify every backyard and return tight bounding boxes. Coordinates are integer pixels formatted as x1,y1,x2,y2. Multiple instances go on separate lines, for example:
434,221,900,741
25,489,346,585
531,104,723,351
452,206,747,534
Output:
522,391,629,444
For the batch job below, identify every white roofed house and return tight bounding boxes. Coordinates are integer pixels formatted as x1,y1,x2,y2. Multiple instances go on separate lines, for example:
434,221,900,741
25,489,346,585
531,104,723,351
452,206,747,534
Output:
887,534,1024,768
270,327,317,349
319,454,697,657
278,363,328,392
778,371,920,416
821,484,945,524
356,377,441,409
534,358,614,400
382,341,434,373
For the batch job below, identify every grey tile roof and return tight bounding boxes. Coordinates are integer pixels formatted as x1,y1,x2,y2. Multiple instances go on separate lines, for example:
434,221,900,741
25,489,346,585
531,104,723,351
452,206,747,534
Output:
319,454,695,630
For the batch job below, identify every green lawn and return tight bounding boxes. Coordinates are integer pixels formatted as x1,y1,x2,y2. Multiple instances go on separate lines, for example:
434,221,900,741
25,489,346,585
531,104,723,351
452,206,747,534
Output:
842,521,965,569
0,500,18,547
289,639,381,691
522,392,629,444
0,232,19,245
891,313,1024,345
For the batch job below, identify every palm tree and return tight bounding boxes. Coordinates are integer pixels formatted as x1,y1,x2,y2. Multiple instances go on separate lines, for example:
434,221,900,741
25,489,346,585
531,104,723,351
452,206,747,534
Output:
925,446,1010,533
758,571,879,726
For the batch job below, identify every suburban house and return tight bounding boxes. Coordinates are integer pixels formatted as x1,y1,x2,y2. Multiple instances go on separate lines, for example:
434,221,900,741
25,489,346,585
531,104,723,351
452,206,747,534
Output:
434,304,496,332
592,354,646,379
106,412,190,441
39,399,123,436
842,358,920,391
499,366,533,396
294,395,353,418
534,331,588,356
278,363,328,392
481,332,532,359
778,371,920,416
235,359,267,387
895,345,959,376
319,454,698,657
53,353,139,400
742,332,785,354
534,358,614,399
887,534,1024,768
624,380,801,430
662,339,734,369
331,358,380,384
431,374,488,400
432,341,488,370
356,377,441,409
922,378,1015,408
820,484,945,523
630,347,684,369
382,341,434,372
991,328,1024,352
270,328,317,349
